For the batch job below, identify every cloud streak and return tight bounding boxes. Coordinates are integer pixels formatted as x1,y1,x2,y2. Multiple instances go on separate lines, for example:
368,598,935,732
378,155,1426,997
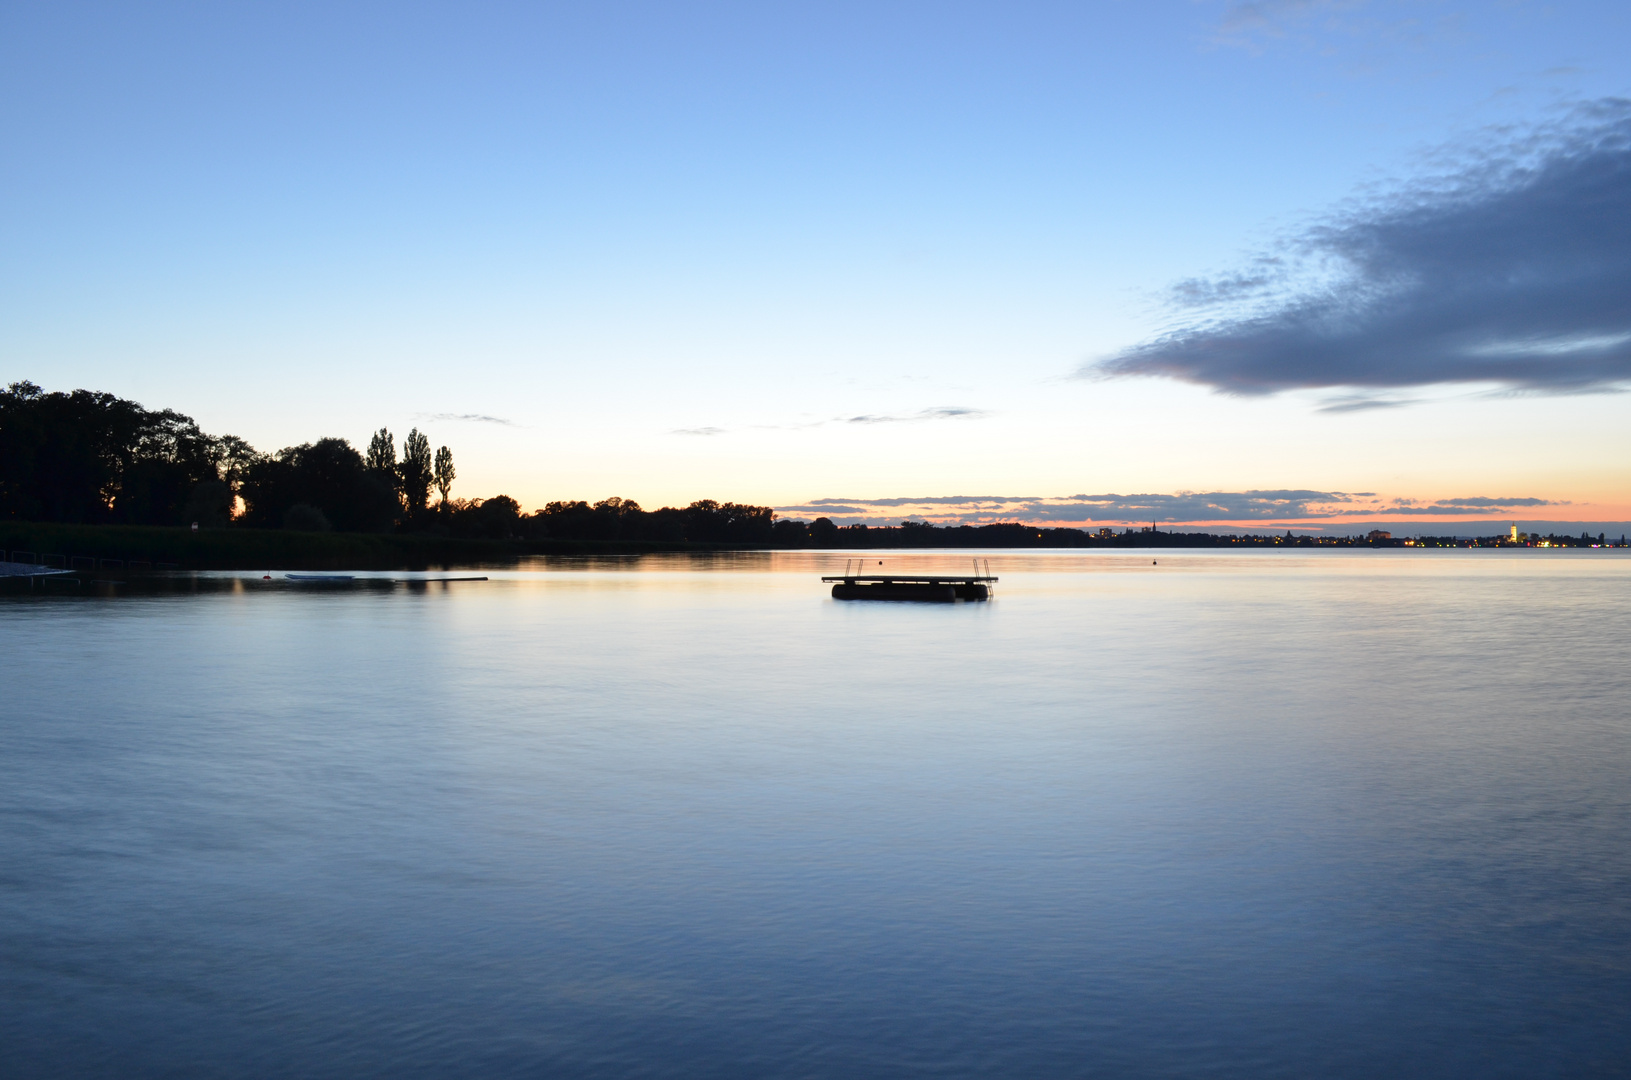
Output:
1210,0,1462,59
1090,100,1631,395
1214,0,1367,48
1314,394,1414,413
841,407,990,425
776,491,1559,525
671,406,990,436
415,412,516,426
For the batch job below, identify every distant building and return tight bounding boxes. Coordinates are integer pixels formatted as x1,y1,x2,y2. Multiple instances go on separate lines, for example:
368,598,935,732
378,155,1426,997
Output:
1510,524,1519,542
1367,530,1391,542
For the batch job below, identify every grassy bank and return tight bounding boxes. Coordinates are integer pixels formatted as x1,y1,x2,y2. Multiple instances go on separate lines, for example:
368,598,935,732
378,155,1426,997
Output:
0,521,727,571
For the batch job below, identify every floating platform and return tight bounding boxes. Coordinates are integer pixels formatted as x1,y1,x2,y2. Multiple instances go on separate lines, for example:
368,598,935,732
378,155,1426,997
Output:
822,573,996,602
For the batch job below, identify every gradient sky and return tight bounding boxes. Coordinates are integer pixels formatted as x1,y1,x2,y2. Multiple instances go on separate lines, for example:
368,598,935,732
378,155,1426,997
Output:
4,1,1629,530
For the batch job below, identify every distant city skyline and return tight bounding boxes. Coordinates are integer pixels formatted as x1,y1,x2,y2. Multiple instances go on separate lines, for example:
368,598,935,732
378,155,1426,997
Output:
4,1,1628,528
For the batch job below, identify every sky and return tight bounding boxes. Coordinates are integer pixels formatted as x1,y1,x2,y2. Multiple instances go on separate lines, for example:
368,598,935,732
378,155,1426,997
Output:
3,0,1629,532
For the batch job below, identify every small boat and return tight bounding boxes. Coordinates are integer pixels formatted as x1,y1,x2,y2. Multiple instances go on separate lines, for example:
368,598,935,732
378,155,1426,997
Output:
822,560,996,602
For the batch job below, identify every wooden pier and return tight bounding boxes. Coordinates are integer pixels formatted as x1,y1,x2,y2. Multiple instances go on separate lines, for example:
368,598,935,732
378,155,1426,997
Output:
0,560,72,578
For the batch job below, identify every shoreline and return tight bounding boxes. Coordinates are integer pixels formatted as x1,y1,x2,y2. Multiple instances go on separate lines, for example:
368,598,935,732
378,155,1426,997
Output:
3,521,1624,574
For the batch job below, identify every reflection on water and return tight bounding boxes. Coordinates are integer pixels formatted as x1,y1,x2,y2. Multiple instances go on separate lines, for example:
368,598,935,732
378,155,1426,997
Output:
3,550,1630,1078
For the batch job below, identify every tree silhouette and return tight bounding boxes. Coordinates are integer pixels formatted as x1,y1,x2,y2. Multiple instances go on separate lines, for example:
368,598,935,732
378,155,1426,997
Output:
400,428,433,515
1,380,223,525
366,428,396,474
434,445,455,506
213,434,257,519
238,437,398,532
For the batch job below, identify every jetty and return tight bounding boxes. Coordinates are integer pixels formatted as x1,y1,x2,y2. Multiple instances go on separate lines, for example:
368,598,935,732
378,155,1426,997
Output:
0,560,73,578
823,560,996,602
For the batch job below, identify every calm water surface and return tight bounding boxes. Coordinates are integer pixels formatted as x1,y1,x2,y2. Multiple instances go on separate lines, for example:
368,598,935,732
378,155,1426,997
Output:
3,550,1630,1078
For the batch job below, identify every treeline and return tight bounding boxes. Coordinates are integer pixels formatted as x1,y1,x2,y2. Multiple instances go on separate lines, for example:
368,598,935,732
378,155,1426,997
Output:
1,381,232,527
0,381,506,535
529,497,786,544
0,382,792,544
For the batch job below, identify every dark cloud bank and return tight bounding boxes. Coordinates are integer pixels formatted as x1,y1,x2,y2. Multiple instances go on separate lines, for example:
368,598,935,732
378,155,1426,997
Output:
1090,100,1631,394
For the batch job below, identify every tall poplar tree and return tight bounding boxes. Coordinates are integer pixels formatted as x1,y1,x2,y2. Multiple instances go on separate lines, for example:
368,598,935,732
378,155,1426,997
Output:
365,428,396,474
399,428,433,515
433,445,455,506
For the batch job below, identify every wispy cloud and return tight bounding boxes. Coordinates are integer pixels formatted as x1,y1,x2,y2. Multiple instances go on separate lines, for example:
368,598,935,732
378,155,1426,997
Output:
1213,0,1368,48
1315,393,1414,413
415,412,516,426
841,407,990,425
776,491,1558,525
1089,99,1631,395
670,407,991,436
1209,0,1457,59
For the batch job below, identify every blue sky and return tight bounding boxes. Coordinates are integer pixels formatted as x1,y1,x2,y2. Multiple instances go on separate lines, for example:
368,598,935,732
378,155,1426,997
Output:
4,1,1629,528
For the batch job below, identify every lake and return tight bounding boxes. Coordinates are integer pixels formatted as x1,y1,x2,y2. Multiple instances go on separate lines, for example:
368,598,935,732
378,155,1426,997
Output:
3,549,1629,1078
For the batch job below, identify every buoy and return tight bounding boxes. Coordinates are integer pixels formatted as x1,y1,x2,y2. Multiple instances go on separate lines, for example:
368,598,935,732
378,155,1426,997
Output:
1153,560,1157,565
